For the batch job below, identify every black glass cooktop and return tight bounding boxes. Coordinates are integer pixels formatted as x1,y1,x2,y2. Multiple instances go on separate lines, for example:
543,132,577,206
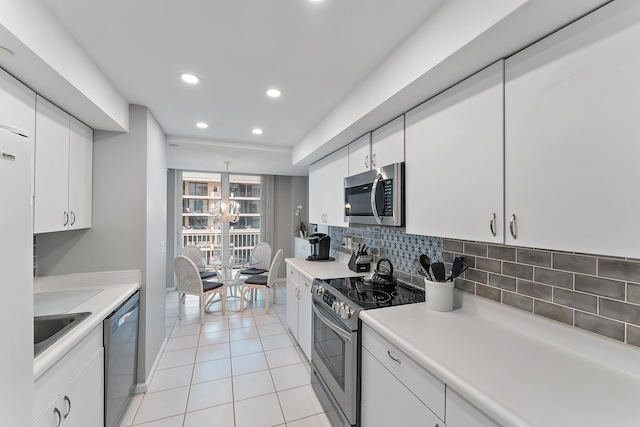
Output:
322,276,425,309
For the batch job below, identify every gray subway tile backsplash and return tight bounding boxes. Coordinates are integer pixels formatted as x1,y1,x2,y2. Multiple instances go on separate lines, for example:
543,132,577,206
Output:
575,312,625,342
553,288,597,313
534,300,573,325
517,280,552,301
598,258,640,283
575,274,625,300
629,283,640,305
328,227,640,349
552,253,597,275
502,262,534,280
517,249,552,267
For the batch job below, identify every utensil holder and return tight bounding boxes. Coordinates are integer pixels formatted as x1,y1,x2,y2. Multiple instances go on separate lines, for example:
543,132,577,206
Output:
424,278,454,312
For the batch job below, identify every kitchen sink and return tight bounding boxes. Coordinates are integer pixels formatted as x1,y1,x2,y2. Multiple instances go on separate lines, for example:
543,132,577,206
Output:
34,312,91,357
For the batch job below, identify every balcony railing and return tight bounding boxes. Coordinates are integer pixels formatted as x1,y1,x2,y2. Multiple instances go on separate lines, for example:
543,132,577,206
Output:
182,229,261,261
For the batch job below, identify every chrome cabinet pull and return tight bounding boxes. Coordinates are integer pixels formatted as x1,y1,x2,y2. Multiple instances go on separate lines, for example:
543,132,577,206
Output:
70,211,76,226
490,213,496,237
63,395,71,419
53,408,62,427
509,214,517,239
63,211,69,226
365,155,368,169
372,153,376,168
387,350,401,363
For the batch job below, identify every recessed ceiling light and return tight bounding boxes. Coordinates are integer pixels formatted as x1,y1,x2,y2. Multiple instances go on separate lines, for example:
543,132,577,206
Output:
196,122,208,129
0,46,14,57
252,128,263,135
266,89,281,98
181,73,200,84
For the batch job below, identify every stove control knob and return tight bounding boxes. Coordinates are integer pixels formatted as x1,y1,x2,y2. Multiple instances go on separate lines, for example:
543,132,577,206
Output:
332,301,340,312
340,306,352,319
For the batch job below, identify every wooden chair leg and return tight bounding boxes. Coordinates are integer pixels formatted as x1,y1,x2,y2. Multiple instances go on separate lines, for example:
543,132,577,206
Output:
264,287,270,314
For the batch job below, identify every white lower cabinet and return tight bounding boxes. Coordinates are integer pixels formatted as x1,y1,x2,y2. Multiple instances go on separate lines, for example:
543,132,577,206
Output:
285,262,313,360
361,323,500,427
361,323,445,426
34,327,104,427
446,389,500,427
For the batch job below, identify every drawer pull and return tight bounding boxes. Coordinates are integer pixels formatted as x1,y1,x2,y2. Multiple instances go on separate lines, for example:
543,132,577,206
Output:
54,408,62,427
387,350,401,364
63,395,71,418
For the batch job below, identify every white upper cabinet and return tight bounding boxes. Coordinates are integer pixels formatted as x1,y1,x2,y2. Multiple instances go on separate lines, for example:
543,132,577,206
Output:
371,115,404,169
405,61,504,243
504,0,640,258
0,68,36,139
34,96,93,233
309,146,348,227
348,116,405,176
68,117,93,230
347,133,371,176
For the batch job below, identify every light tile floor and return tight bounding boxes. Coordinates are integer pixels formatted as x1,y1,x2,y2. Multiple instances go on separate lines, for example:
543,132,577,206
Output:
120,282,332,427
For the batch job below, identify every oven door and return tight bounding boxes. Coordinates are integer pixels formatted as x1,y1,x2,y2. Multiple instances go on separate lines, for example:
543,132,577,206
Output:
311,299,358,426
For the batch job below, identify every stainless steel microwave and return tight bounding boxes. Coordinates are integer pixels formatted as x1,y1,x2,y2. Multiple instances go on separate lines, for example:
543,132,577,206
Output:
344,162,404,226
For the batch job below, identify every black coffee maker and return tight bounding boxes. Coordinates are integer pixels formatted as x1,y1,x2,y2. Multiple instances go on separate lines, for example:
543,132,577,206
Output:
307,233,332,261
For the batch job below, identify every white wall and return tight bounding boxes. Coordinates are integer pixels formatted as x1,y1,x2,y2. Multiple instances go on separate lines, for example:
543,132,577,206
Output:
35,104,167,388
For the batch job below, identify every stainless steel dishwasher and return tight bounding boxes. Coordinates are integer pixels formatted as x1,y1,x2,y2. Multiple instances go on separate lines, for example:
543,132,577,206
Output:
104,290,140,427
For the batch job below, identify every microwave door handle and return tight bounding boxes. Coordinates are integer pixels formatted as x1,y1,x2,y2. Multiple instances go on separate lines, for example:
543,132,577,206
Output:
370,173,383,225
312,303,352,342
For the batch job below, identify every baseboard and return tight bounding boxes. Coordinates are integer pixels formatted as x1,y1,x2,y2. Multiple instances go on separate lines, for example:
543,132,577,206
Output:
132,336,168,394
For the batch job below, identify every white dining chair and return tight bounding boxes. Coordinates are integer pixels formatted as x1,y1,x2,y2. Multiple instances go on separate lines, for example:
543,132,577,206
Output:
239,249,283,314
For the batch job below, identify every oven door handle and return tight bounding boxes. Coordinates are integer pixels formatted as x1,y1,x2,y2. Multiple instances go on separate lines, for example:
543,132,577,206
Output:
370,173,383,225
312,303,352,342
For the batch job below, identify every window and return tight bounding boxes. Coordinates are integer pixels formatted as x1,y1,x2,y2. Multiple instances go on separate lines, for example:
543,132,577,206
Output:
181,172,262,261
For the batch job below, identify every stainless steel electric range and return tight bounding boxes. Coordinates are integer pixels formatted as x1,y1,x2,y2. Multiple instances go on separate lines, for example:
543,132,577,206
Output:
310,276,425,427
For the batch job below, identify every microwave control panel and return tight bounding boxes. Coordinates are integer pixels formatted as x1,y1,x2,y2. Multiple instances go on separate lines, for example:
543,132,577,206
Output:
379,179,393,216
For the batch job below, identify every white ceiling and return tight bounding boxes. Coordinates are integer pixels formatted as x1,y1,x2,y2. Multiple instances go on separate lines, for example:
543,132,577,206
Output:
35,0,444,173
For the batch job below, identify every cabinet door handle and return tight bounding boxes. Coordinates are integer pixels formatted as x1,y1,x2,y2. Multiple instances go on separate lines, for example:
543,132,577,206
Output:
490,213,497,237
70,211,76,226
63,395,71,419
53,408,62,427
372,153,376,168
63,211,69,226
364,155,368,169
387,350,401,364
509,214,517,240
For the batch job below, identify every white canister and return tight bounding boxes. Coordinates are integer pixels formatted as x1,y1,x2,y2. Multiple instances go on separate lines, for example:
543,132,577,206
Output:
424,278,454,312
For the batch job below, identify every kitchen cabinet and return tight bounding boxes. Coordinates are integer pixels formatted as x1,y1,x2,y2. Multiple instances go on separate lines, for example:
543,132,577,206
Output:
34,327,104,427
361,323,445,426
34,95,93,234
504,0,640,258
446,389,500,427
347,133,371,176
308,146,348,227
285,262,313,360
405,61,504,243
348,116,404,176
294,236,310,259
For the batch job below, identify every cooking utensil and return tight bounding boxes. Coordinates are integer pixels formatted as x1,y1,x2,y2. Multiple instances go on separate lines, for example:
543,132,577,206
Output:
448,257,464,281
419,255,433,281
430,262,446,282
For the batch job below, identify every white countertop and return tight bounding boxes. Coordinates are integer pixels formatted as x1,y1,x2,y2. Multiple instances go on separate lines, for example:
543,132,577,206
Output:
360,291,640,427
285,257,365,280
34,270,140,380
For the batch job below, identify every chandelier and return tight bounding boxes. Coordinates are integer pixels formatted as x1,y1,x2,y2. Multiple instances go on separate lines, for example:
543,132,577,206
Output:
212,161,240,223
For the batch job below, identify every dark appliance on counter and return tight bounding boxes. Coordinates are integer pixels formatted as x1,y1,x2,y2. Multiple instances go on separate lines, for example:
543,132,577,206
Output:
310,276,425,427
104,290,140,427
344,162,404,226
307,233,333,261
370,258,398,289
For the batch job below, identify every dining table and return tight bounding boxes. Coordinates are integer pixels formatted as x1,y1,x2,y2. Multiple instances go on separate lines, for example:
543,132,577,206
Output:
205,256,261,313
